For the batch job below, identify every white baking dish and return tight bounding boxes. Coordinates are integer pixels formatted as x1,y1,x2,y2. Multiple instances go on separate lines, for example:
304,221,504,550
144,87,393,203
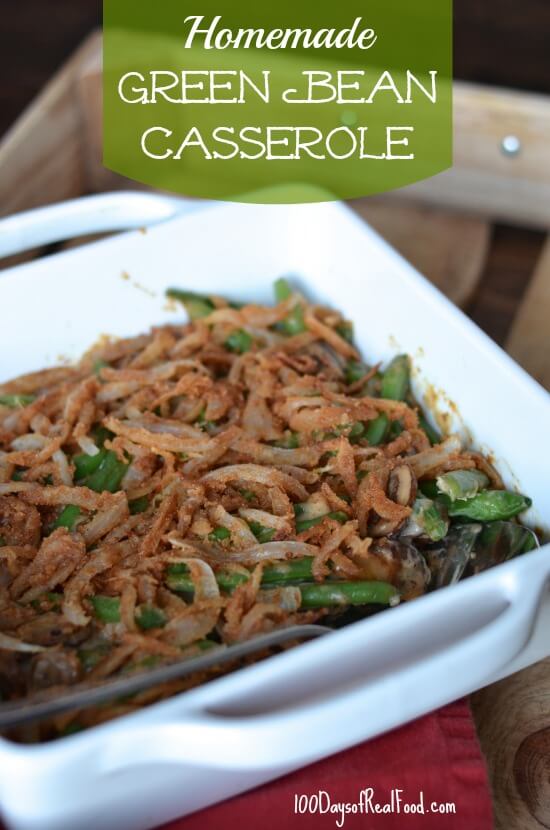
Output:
0,194,549,830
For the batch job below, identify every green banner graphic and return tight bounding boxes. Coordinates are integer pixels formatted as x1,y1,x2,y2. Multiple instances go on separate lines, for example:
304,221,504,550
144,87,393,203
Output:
103,1,452,203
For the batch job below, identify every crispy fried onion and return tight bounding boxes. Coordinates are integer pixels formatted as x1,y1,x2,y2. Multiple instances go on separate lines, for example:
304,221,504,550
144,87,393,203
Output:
168,535,319,565
0,632,47,653
355,462,412,538
63,545,124,626
0,291,503,736
10,529,86,603
406,435,464,479
203,463,308,500
161,558,221,647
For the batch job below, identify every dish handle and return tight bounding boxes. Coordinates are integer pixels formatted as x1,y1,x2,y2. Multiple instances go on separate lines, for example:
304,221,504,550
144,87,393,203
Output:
0,191,200,260
100,549,550,774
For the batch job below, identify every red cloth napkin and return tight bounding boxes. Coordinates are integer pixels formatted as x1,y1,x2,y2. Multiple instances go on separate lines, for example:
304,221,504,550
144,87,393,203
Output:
161,700,493,830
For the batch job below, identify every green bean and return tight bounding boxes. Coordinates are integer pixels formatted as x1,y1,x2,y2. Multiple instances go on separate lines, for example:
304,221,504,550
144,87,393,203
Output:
446,490,532,521
78,643,111,671
336,322,354,343
418,411,441,445
272,278,305,334
52,505,81,531
195,639,220,651
166,558,315,595
90,595,121,623
90,595,167,630
329,420,353,439
419,479,439,499
522,531,539,553
381,355,410,401
80,450,128,493
208,526,231,542
93,359,109,378
274,277,292,302
239,489,256,502
348,422,366,444
225,329,252,354
198,569,247,594
74,448,107,480
30,592,62,612
166,561,396,609
323,423,350,440
167,567,242,594
135,604,166,631
0,394,35,408
93,425,113,447
271,431,300,449
388,419,404,439
436,470,489,502
248,521,275,543
129,496,149,515
73,429,127,492
279,304,307,336
364,413,390,446
299,581,399,609
295,511,347,533
166,288,215,320
260,558,315,586
345,360,368,384
405,498,448,541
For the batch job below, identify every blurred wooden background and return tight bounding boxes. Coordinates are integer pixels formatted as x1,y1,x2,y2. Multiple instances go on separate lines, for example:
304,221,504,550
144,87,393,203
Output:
1,0,549,354
2,0,550,132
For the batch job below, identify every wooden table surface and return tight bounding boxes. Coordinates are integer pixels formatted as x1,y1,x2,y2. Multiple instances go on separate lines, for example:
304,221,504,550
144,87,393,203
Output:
1,5,549,830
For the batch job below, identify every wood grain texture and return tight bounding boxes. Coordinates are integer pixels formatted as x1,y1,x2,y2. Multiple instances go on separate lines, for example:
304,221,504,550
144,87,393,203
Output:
75,35,115,193
506,237,550,389
467,225,546,347
396,84,550,228
472,660,550,830
0,32,100,216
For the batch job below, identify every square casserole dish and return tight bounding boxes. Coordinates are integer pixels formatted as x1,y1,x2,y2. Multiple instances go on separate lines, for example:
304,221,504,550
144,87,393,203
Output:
0,198,549,830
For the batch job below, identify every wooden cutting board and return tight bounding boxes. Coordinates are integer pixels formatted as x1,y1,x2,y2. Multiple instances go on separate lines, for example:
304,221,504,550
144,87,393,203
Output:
472,658,550,830
507,237,550,390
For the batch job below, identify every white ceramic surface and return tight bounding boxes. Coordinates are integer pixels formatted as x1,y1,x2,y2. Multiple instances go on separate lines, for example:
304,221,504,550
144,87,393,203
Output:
0,194,549,830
